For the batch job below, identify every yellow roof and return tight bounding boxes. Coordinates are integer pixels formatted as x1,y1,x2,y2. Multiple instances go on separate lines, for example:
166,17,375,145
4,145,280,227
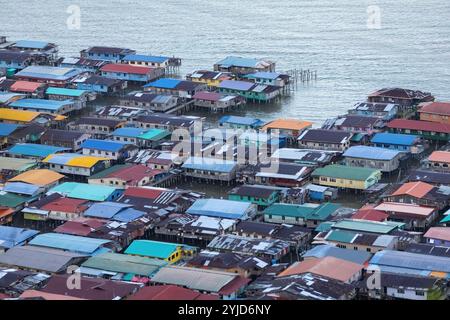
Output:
262,119,313,131
54,114,67,121
43,154,109,169
430,271,447,279
66,156,109,168
8,169,65,186
0,108,40,122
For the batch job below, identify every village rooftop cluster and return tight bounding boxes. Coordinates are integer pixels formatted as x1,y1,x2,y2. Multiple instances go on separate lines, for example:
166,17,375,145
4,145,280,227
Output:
0,36,450,300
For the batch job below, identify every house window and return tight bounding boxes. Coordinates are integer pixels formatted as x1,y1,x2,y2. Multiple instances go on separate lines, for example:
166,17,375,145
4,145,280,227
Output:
397,288,405,294
416,291,425,296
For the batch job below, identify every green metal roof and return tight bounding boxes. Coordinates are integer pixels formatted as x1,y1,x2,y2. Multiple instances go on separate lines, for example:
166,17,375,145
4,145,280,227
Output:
325,229,358,243
138,129,170,141
315,221,335,233
312,164,381,181
332,219,403,234
88,164,132,180
264,202,341,221
82,252,167,276
0,192,30,208
125,240,184,259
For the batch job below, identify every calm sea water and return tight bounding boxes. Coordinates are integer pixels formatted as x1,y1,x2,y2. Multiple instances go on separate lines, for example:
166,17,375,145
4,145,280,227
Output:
1,0,450,125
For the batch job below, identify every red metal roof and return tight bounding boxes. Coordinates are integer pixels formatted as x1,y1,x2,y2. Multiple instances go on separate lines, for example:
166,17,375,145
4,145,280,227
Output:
101,63,153,75
428,151,450,164
124,187,164,199
352,209,389,222
10,80,43,93
424,227,450,242
419,102,450,116
128,285,219,300
41,197,89,214
193,91,222,102
387,119,450,134
391,181,434,199
219,276,251,296
54,219,106,236
106,165,162,186
41,275,140,300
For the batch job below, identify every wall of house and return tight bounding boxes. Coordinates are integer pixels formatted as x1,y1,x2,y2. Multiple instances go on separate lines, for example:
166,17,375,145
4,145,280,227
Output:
420,112,450,124
298,141,348,151
344,157,400,173
313,176,375,190
427,161,450,172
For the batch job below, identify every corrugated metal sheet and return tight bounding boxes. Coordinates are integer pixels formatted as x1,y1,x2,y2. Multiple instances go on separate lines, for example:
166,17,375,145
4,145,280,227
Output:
9,143,69,158
144,78,181,89
81,139,131,152
186,198,251,220
10,98,74,111
219,80,254,91
0,108,40,122
371,132,418,146
343,146,402,160
46,87,87,97
0,123,20,136
182,156,236,173
3,182,40,196
151,266,237,293
48,182,120,202
29,233,112,255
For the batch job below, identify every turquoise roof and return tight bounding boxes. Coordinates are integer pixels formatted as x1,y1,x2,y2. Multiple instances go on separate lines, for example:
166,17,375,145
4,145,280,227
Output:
48,182,121,202
440,215,450,224
325,229,357,243
46,87,87,97
125,240,182,259
264,202,341,221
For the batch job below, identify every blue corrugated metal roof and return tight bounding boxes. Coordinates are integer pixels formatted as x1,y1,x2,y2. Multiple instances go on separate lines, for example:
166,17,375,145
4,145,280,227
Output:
219,115,264,127
303,245,371,264
3,182,40,196
143,78,181,89
112,127,144,138
219,80,254,91
14,40,49,49
371,133,419,146
0,93,26,104
8,143,69,158
343,146,402,160
182,156,237,173
216,56,261,68
0,226,39,249
81,139,131,152
10,98,74,111
122,54,169,64
29,233,112,255
244,72,280,80
83,202,132,219
113,208,145,222
186,198,251,219
46,87,87,97
0,123,20,137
